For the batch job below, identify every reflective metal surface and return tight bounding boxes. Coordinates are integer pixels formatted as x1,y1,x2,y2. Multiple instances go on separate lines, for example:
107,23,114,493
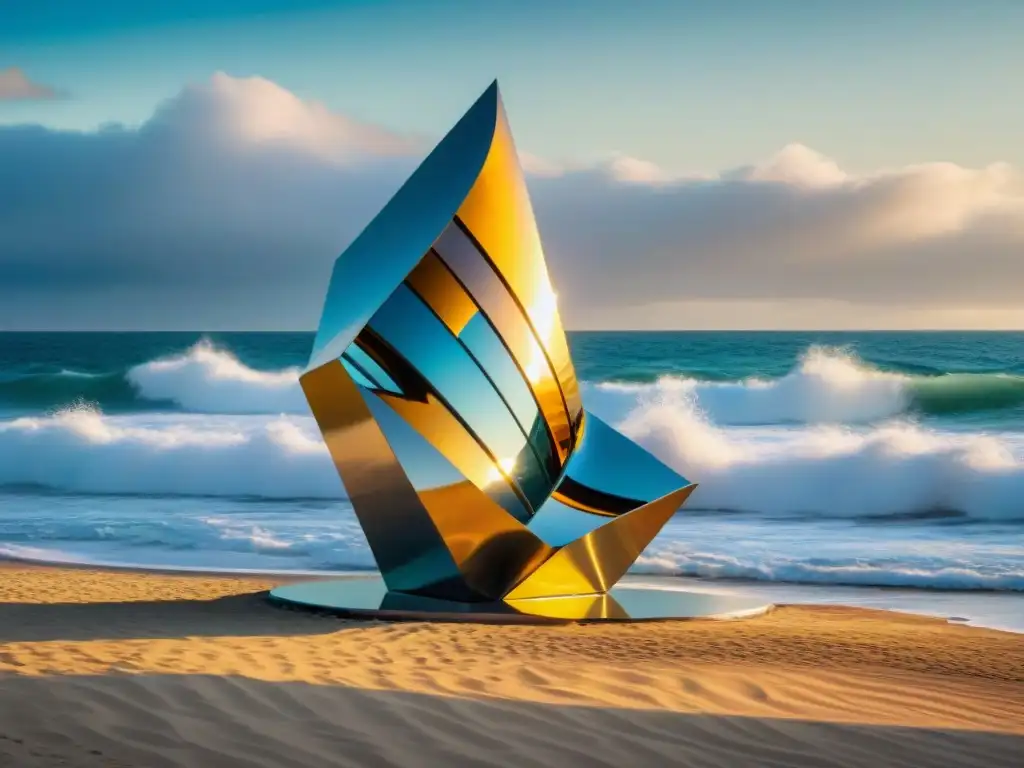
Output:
299,81,697,611
268,577,773,623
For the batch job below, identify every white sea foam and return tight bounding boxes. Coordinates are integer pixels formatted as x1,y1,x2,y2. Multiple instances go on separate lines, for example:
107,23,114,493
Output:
127,340,308,413
1,396,1022,521
115,343,1024,426
0,402,337,498
633,549,1024,591
616,387,1024,520
591,346,911,425
134,342,909,423
6,342,1024,595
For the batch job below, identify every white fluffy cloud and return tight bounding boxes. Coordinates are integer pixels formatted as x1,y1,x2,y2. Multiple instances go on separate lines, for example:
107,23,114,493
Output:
145,74,416,160
0,67,61,101
534,143,1024,323
1,73,1021,329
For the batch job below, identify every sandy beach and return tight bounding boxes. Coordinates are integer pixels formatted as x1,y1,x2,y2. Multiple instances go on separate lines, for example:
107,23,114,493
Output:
0,563,1021,768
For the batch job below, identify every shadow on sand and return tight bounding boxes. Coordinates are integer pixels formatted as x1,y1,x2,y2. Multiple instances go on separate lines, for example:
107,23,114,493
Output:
0,672,1020,768
2,587,1021,767
0,591,375,642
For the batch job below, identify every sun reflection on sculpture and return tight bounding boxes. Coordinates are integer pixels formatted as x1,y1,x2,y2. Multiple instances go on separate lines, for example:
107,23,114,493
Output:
289,80,699,617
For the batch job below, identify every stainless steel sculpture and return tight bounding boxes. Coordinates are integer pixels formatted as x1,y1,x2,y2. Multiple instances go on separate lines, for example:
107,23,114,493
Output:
297,81,696,620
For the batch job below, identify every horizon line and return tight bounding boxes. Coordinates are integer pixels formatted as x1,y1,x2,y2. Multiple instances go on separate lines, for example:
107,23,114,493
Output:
2,328,1023,334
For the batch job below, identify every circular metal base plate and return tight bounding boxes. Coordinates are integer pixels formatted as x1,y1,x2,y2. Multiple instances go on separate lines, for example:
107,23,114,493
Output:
268,577,773,624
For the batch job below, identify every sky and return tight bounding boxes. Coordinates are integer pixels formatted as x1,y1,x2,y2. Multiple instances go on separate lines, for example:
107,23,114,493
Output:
2,0,1023,330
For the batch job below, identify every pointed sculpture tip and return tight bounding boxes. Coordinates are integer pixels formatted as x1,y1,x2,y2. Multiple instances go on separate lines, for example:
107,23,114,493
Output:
482,78,500,102
467,79,501,121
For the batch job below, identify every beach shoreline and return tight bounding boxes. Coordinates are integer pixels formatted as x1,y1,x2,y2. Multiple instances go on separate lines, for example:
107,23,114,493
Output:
4,554,1022,634
1,562,1021,767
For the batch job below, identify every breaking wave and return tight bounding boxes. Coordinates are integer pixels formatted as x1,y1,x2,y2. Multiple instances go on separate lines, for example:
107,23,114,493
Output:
0,403,336,498
1,398,1022,522
615,389,1024,522
1,343,1023,423
2,340,1023,592
592,346,1024,424
0,340,307,414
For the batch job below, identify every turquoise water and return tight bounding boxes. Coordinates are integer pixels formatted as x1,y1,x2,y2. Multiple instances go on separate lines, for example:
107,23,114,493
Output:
1,332,1022,611
3,331,1023,428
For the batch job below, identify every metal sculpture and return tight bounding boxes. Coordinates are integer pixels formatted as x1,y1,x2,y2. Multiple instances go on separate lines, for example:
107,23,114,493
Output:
299,81,696,619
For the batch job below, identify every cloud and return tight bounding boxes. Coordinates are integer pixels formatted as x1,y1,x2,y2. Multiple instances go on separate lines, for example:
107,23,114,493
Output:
144,73,416,160
532,145,1024,323
0,72,1022,330
0,67,63,101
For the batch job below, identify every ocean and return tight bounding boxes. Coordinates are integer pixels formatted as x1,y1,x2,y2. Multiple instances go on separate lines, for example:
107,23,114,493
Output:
2,331,1023,630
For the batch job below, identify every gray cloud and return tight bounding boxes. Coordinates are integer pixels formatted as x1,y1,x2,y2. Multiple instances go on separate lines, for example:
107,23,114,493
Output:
533,150,1024,314
1,74,1022,330
0,67,64,101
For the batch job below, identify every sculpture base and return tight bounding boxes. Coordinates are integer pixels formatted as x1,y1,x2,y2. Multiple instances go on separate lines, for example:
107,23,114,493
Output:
268,577,772,624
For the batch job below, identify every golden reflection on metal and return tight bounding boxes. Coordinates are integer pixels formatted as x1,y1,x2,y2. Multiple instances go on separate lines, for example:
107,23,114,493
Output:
432,224,574,461
376,392,499,491
456,106,583,425
548,490,617,517
299,81,696,616
300,361,465,598
416,481,552,600
505,486,696,600
406,251,479,336
505,593,629,621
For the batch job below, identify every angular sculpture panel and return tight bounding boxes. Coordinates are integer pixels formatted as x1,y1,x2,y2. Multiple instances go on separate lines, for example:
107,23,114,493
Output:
298,81,697,616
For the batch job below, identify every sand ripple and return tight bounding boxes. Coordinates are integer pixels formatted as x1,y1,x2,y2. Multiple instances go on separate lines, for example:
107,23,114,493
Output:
1,565,1022,767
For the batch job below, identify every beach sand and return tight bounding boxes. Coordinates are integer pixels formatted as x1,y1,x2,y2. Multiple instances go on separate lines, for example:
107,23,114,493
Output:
1,564,1021,767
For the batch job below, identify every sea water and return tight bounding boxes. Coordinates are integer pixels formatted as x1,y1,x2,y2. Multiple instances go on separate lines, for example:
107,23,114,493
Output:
1,331,1022,629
